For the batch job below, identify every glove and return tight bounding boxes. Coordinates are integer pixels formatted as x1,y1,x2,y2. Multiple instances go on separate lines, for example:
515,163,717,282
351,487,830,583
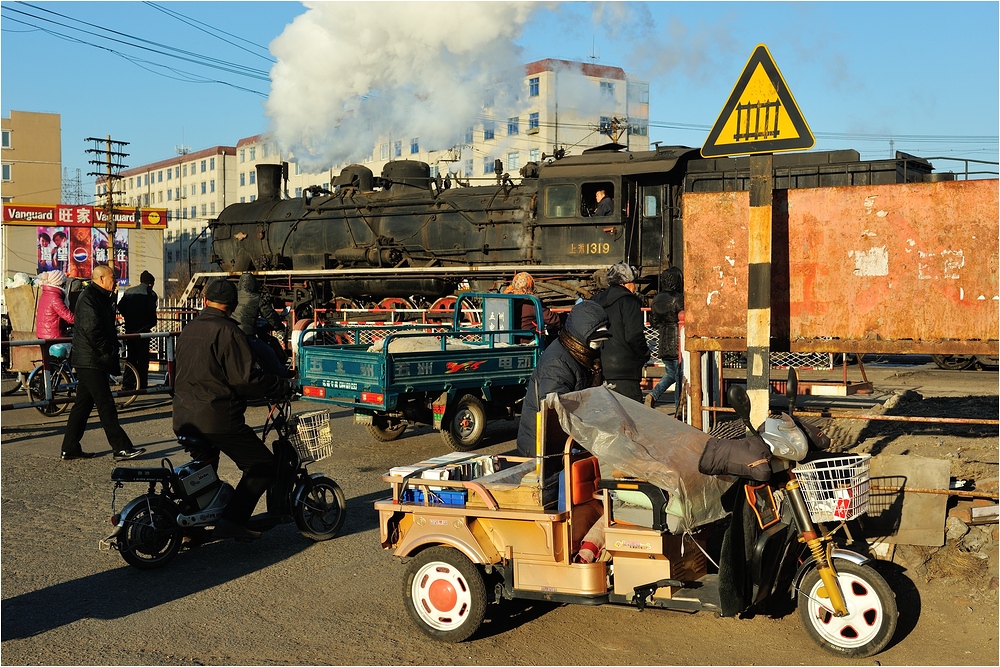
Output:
274,379,295,402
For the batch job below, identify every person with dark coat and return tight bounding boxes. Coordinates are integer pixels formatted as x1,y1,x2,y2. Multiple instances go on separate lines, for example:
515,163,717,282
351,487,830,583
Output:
646,266,684,411
173,279,290,541
60,265,145,461
594,188,614,216
240,320,295,379
234,272,285,334
117,270,158,388
516,300,611,456
591,262,650,403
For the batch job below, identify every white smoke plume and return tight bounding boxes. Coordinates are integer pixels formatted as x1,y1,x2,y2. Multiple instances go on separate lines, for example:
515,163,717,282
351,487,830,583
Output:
266,1,538,171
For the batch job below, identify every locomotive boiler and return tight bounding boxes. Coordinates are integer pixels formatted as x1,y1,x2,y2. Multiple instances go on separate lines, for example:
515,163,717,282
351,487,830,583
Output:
206,145,934,319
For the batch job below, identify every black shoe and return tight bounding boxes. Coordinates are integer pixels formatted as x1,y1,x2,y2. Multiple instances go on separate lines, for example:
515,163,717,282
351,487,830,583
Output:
113,448,146,461
61,450,98,461
247,513,290,532
213,518,262,542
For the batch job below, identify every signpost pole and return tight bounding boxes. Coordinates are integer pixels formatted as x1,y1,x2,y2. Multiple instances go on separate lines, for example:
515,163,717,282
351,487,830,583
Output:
747,153,773,428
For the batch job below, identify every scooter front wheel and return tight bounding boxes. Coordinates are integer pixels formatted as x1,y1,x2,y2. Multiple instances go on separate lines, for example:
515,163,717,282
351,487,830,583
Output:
292,474,346,541
798,560,897,658
116,496,182,569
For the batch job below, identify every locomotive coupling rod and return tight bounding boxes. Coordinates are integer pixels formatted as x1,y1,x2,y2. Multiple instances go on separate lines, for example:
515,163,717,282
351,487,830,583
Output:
870,486,999,501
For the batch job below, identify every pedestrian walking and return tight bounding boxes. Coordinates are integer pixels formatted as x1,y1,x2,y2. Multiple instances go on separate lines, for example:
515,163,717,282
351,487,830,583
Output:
60,265,145,461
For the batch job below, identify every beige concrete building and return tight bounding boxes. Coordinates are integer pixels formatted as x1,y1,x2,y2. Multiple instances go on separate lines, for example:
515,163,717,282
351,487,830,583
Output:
1,110,61,204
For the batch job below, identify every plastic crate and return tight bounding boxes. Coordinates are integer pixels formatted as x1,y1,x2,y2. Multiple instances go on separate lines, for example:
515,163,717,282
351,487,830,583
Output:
794,455,871,522
401,488,467,506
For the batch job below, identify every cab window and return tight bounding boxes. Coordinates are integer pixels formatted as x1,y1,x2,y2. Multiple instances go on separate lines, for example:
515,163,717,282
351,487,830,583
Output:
544,184,577,217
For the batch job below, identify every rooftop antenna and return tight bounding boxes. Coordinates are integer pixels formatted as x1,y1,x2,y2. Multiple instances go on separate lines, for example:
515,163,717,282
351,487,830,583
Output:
589,37,599,63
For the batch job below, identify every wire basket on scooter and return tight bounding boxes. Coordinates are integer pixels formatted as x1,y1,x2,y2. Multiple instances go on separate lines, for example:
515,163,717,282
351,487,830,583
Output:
794,455,871,522
289,410,334,463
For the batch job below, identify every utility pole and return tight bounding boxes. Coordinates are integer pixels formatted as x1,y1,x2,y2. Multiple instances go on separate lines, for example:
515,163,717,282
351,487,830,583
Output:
86,136,129,282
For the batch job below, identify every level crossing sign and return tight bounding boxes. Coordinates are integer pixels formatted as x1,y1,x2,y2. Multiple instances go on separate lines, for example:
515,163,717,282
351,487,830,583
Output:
701,44,814,158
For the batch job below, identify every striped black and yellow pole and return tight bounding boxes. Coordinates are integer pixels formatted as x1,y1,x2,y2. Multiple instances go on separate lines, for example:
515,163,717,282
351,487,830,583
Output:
747,153,773,429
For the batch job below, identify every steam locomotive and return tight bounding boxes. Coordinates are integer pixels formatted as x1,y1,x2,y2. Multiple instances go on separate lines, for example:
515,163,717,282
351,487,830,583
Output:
206,144,936,319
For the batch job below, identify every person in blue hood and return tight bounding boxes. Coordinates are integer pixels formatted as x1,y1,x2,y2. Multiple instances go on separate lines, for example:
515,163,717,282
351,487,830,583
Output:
516,300,611,456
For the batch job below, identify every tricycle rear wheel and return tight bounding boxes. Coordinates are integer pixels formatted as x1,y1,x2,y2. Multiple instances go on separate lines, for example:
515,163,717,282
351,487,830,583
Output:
403,546,486,642
440,394,486,451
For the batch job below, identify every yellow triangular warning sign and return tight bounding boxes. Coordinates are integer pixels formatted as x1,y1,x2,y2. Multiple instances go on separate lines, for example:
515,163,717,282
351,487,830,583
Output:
702,44,814,158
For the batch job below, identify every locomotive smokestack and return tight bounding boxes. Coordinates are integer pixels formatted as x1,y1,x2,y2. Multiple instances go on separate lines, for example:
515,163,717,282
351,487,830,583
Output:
257,164,283,201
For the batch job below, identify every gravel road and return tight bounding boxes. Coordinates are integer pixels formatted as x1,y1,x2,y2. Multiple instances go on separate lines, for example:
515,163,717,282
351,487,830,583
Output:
1,358,996,665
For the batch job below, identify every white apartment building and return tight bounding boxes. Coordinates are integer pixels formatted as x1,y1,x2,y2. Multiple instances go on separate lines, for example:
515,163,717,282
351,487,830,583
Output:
107,59,649,285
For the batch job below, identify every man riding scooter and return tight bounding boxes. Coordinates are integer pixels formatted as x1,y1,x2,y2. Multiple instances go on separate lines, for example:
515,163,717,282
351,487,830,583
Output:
173,279,292,541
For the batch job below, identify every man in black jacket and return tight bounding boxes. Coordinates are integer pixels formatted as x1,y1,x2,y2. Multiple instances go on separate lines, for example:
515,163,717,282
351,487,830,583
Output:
173,279,289,541
117,270,158,388
646,267,684,411
591,263,650,403
60,265,146,461
517,300,611,456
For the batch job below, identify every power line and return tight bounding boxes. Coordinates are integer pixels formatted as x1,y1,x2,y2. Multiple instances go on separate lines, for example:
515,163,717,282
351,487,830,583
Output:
143,1,275,64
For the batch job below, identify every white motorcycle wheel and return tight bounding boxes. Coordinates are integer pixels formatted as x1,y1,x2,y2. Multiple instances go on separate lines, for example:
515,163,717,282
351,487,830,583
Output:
403,546,486,642
798,561,897,658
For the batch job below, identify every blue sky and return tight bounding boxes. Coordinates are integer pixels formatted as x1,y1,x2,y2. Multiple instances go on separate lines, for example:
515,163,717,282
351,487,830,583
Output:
3,1,997,202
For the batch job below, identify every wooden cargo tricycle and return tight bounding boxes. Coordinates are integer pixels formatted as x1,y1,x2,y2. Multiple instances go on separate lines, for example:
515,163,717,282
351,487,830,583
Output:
375,375,899,658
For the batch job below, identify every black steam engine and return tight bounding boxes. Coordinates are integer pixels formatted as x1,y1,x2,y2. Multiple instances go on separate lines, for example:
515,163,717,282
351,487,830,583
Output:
205,145,932,319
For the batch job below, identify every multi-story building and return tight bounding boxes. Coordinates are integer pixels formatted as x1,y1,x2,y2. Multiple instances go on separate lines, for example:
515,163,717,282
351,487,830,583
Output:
111,58,648,284
1,110,61,204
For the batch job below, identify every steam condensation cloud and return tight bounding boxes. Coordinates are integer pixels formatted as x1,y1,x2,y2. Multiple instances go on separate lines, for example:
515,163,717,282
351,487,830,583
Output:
265,1,537,171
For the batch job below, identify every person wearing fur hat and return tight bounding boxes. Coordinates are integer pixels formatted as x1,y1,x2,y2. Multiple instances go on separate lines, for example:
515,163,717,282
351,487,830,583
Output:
117,270,158,388
591,262,650,403
35,270,74,364
503,272,562,345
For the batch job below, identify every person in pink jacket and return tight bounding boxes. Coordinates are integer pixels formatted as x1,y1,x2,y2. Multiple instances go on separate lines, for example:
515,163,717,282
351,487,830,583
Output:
35,270,74,362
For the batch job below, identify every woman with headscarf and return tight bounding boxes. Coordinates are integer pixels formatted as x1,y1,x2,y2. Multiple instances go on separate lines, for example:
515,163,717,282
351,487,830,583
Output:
504,271,562,345
35,270,74,363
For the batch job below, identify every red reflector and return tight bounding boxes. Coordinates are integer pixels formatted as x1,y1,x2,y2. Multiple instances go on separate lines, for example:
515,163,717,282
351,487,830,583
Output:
360,392,384,404
111,514,121,526
302,386,326,398
432,404,447,414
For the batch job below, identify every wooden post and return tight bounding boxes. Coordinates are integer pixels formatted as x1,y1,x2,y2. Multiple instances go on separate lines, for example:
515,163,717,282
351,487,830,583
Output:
746,153,773,429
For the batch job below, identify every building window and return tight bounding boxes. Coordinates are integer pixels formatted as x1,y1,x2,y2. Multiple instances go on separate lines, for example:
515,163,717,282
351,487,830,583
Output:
210,202,215,215
262,145,269,158
183,164,188,177
507,117,519,135
628,119,648,137
483,92,494,108
167,190,172,201
190,206,197,218
528,76,539,97
182,208,187,219
175,188,180,199
249,171,256,184
200,159,206,172
167,251,173,262
529,148,540,163
239,149,245,163
250,195,256,202
465,127,474,144
465,159,473,177
601,81,615,99
249,147,256,161
157,170,163,182
144,174,149,186
380,143,389,160
240,197,245,203
1,130,10,148
210,180,215,193
483,122,495,141
483,157,495,174
529,112,539,132
507,151,520,171
600,116,613,133
144,193,150,206
201,182,207,195
166,230,173,241
410,138,419,154
239,173,245,186
158,191,163,203
295,187,302,197
2,164,11,181
201,204,207,216
393,141,402,158
183,186,188,197
430,165,439,177
210,157,215,170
